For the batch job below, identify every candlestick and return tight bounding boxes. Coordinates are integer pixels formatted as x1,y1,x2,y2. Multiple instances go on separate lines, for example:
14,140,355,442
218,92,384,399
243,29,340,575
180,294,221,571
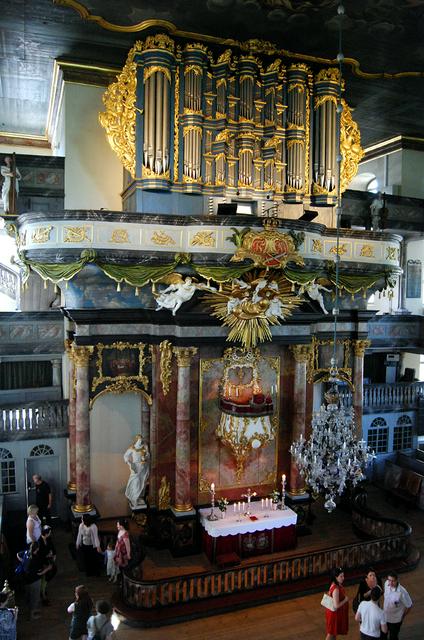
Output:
280,472,287,510
207,483,218,521
241,487,257,516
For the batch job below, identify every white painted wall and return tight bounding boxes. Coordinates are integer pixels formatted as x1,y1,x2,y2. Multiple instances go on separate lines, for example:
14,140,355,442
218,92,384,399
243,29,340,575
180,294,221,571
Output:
0,144,52,156
352,149,424,198
63,83,122,211
90,392,142,517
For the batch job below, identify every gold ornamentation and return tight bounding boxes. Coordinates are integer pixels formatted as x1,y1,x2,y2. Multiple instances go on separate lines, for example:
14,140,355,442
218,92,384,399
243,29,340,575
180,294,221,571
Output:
286,139,304,150
72,345,93,367
190,230,216,247
265,59,281,73
203,272,302,349
31,226,53,244
159,340,173,396
89,383,152,408
144,65,172,83
304,75,311,194
143,34,175,52
340,99,364,193
174,64,180,182
312,182,337,196
184,64,202,76
99,45,138,177
199,476,212,493
307,336,353,387
312,239,323,253
315,68,341,84
91,341,148,393
290,344,311,364
173,347,198,368
217,49,232,64
63,226,91,243
183,125,202,136
151,230,176,246
230,220,304,269
158,476,171,510
360,244,374,258
329,243,348,256
110,228,129,243
215,129,234,143
73,503,95,513
314,95,337,111
142,165,170,179
386,246,398,261
353,339,371,357
263,135,281,149
288,83,305,93
184,42,208,54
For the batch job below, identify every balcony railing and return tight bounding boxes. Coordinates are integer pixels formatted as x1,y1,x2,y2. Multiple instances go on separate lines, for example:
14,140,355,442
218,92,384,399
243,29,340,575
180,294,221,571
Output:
0,400,68,440
339,381,424,412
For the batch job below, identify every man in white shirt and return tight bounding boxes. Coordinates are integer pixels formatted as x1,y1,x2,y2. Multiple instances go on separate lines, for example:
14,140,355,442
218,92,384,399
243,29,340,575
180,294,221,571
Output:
383,572,413,639
355,586,387,639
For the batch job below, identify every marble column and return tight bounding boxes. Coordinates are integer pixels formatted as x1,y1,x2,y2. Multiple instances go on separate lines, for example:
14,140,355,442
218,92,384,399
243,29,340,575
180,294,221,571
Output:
289,344,311,495
72,345,94,512
65,342,77,491
352,340,370,439
172,347,197,512
51,358,62,388
395,238,411,315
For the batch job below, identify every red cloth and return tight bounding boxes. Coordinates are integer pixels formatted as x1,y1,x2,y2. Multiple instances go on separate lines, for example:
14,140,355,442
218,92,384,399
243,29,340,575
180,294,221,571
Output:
114,531,130,568
325,583,349,636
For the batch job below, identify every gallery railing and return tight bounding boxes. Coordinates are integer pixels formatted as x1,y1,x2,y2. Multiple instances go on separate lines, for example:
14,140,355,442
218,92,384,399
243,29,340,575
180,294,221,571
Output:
121,491,413,609
0,399,68,440
339,381,424,411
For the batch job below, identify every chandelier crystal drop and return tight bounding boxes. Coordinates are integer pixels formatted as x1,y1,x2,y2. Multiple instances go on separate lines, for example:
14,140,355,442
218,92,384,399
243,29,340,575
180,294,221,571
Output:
290,385,375,512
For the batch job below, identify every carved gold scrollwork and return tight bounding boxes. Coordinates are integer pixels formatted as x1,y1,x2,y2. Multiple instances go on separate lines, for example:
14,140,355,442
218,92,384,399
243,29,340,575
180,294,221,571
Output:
63,226,91,243
159,340,173,396
31,226,53,244
91,341,148,393
144,65,172,83
353,339,371,358
340,98,364,193
173,346,198,368
99,45,139,177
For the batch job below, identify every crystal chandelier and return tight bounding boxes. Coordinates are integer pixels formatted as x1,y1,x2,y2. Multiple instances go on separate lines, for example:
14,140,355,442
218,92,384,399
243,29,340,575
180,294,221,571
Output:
290,3,374,512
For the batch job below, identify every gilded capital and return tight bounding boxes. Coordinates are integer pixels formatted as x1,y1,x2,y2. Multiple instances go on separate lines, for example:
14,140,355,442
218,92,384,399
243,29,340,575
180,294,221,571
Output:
290,344,311,363
64,339,74,358
72,346,94,367
353,339,371,357
173,346,198,368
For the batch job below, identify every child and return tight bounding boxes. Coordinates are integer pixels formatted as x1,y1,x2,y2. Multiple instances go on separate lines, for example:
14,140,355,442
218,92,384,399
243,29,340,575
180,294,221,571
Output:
105,541,119,583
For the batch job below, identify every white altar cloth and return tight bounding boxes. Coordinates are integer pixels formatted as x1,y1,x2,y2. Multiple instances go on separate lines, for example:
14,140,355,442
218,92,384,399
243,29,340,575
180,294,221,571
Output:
199,501,297,537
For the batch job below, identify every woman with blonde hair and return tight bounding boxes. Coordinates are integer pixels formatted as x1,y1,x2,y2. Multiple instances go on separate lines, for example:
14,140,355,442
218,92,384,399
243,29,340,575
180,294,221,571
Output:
26,505,42,544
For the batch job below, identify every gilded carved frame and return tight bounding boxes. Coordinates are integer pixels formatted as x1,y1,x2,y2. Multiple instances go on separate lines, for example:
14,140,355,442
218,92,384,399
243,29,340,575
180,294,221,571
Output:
91,341,149,394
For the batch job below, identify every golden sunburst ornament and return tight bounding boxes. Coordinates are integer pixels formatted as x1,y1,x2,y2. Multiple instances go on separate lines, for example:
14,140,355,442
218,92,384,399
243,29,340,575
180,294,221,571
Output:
203,271,302,349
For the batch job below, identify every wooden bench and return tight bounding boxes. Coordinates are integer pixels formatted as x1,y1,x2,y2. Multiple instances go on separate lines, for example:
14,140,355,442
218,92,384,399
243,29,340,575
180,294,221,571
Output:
384,460,423,509
216,552,241,568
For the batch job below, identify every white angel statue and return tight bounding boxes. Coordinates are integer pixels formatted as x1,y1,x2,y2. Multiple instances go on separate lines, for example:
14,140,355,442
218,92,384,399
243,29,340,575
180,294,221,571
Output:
299,281,332,315
154,274,216,315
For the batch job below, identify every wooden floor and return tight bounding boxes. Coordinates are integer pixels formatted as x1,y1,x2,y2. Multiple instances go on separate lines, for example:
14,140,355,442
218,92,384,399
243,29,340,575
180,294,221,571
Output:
15,486,424,640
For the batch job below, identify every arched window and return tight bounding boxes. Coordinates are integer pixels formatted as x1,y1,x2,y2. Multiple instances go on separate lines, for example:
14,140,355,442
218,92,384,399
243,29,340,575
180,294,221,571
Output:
367,417,388,454
393,415,413,451
30,444,54,457
0,447,16,493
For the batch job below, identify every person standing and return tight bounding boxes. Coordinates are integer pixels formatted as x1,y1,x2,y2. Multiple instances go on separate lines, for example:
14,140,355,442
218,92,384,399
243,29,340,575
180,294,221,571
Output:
38,525,57,605
76,515,101,577
353,568,383,612
0,591,17,639
114,519,131,575
355,586,387,640
325,567,349,640
383,572,412,640
67,585,93,640
26,505,42,545
87,600,115,640
32,475,52,525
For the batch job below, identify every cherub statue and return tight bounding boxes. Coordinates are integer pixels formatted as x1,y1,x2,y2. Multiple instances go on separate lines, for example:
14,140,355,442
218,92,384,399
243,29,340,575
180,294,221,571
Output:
154,273,216,315
227,278,251,315
370,191,384,231
1,155,21,214
299,281,332,315
158,476,171,511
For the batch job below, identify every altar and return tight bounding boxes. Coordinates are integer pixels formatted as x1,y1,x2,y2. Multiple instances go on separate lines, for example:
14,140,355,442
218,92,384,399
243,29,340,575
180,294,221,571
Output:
199,502,297,563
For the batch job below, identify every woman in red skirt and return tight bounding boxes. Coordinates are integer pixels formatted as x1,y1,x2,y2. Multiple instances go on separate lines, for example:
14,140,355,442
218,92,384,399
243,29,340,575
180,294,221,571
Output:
325,567,349,640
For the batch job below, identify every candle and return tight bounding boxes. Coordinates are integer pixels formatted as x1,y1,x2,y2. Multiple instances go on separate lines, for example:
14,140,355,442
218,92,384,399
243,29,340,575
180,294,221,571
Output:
211,482,215,492
238,501,241,512
265,497,268,508
233,502,236,513
282,474,286,483
261,498,264,509
242,501,245,511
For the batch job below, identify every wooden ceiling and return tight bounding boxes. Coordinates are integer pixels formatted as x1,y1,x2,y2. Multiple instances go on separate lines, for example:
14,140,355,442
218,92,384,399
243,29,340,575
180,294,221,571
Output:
1,0,423,147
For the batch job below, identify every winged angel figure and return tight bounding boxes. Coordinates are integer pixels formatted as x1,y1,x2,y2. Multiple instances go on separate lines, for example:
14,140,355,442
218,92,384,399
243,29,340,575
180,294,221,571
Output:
153,273,216,315
203,273,302,348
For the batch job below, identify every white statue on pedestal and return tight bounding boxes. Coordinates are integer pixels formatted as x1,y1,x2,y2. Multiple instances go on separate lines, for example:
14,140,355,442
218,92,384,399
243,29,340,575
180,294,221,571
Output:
124,435,150,510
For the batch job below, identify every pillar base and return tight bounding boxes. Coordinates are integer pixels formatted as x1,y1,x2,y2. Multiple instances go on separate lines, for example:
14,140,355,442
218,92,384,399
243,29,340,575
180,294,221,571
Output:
67,482,77,492
172,504,195,515
170,509,198,557
72,504,97,516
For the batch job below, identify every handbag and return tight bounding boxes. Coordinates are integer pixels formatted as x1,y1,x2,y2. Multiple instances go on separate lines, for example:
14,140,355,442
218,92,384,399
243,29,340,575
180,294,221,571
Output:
321,592,336,612
92,617,108,640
